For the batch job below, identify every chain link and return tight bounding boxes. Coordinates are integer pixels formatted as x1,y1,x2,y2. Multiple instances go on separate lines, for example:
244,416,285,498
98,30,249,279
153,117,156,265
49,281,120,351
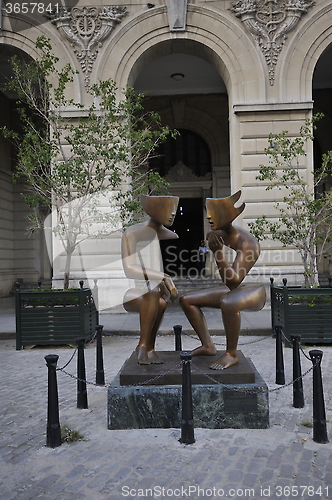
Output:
57,347,78,370
54,324,319,394
279,328,313,361
190,361,316,394
130,362,182,386
182,331,271,346
56,347,317,394
57,366,103,387
57,362,183,388
300,345,313,361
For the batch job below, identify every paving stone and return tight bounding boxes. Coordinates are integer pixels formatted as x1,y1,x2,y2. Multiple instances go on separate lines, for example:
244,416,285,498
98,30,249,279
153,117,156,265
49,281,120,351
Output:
247,458,264,473
0,333,331,500
260,467,275,482
279,464,295,478
242,473,258,487
36,474,61,488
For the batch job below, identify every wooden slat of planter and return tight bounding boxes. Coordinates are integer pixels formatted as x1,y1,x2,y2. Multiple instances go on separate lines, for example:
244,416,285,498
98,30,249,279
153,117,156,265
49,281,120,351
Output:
16,288,98,349
270,283,332,346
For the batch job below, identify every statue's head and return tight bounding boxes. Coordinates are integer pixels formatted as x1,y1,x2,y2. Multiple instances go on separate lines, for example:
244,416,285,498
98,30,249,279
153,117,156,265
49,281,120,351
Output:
140,194,179,227
206,191,245,230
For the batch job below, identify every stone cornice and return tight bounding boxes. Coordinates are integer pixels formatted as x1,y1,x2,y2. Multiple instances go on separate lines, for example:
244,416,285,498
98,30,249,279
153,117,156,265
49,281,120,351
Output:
233,101,314,114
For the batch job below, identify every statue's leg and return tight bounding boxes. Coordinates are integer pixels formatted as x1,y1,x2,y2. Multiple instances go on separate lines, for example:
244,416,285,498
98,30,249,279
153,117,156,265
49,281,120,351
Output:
180,287,228,356
135,288,163,364
146,297,168,364
210,284,266,370
123,287,162,364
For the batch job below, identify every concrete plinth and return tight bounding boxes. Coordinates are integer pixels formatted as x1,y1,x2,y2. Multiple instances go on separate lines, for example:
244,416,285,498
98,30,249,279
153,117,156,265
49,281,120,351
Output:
107,351,269,430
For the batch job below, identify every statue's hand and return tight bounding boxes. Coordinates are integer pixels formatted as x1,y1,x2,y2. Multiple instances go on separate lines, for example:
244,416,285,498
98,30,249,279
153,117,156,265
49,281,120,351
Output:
207,233,224,254
163,275,178,302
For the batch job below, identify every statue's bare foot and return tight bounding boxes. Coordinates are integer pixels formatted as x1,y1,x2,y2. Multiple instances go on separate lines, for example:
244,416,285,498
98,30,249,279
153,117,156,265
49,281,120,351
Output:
148,350,164,364
192,344,217,356
210,352,239,370
136,345,150,365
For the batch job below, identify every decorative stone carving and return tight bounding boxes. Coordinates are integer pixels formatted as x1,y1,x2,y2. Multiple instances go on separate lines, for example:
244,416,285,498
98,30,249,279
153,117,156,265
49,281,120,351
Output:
230,0,315,85
48,6,128,88
165,161,212,182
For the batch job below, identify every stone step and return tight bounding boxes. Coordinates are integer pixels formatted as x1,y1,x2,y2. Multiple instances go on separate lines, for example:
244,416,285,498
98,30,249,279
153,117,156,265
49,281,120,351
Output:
173,277,222,294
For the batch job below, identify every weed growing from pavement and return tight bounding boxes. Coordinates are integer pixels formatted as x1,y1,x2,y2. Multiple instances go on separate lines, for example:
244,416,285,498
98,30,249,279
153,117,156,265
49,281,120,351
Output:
301,421,313,428
61,425,85,443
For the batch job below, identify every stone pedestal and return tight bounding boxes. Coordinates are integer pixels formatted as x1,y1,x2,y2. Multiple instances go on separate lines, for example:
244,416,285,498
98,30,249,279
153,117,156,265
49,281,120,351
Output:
107,351,269,430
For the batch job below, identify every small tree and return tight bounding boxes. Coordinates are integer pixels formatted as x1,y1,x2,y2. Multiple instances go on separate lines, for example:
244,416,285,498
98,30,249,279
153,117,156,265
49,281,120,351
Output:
2,37,175,289
249,114,332,288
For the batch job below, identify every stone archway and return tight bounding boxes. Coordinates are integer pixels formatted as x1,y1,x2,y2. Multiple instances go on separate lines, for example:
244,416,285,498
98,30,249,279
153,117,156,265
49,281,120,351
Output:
0,44,52,295
127,38,231,276
312,42,332,281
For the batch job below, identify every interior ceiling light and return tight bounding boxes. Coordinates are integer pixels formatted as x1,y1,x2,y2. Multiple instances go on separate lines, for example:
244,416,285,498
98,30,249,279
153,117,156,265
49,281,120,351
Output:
171,73,184,81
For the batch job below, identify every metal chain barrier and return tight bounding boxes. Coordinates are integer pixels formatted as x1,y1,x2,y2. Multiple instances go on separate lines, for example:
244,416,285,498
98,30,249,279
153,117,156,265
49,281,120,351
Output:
190,360,317,394
45,330,329,449
57,359,183,388
182,330,271,346
58,347,78,371
55,337,317,395
280,328,312,361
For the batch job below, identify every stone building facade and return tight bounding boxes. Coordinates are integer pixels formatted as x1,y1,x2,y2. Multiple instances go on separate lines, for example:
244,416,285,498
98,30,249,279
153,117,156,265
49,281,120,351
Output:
0,0,331,307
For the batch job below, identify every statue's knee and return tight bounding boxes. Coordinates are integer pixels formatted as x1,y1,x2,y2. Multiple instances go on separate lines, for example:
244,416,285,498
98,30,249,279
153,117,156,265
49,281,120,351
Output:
146,288,161,300
220,296,237,314
179,294,188,309
159,297,168,312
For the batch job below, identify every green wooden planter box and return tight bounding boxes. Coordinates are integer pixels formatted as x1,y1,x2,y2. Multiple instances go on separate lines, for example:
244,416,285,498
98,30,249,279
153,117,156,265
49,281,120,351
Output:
270,278,332,347
15,283,99,350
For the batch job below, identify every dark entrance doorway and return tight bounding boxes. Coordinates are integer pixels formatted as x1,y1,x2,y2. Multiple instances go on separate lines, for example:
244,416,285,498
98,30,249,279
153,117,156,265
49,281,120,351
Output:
150,129,211,278
161,197,204,278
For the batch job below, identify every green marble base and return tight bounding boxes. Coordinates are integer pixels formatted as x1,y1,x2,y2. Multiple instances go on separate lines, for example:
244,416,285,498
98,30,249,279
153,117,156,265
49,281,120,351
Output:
107,352,269,430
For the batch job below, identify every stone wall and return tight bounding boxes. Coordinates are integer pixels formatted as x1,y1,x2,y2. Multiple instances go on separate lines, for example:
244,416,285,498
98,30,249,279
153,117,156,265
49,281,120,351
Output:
0,0,331,299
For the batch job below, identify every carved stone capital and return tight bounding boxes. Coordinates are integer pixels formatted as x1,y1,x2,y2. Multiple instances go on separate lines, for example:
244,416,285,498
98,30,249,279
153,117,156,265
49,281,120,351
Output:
230,0,315,85
165,161,212,182
48,5,128,88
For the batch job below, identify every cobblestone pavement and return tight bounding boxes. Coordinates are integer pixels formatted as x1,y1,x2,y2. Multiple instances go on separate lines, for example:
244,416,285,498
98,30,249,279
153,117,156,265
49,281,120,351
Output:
1,331,332,500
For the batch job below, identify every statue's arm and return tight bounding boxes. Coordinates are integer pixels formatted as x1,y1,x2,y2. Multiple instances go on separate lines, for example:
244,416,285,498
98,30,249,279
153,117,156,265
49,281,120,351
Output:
121,228,177,301
208,231,260,290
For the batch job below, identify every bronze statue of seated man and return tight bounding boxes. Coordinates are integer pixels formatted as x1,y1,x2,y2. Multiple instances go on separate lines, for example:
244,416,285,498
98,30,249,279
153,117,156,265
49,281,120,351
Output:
180,191,266,369
122,194,179,365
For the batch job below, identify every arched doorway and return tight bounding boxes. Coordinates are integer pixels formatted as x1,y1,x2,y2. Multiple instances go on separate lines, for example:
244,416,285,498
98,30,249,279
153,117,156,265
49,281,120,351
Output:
312,42,332,281
150,129,211,277
0,45,51,294
313,43,332,166
133,42,230,277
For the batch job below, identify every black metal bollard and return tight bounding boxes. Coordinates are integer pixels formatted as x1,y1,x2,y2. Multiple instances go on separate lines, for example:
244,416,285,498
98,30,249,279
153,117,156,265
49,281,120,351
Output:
173,325,183,351
95,325,105,385
291,334,304,408
45,354,61,448
275,325,285,385
309,350,329,444
179,351,195,445
76,337,88,409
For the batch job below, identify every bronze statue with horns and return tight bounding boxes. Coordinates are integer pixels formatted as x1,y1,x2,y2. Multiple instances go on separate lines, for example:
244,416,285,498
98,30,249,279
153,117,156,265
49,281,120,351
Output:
180,191,266,369
121,194,179,365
